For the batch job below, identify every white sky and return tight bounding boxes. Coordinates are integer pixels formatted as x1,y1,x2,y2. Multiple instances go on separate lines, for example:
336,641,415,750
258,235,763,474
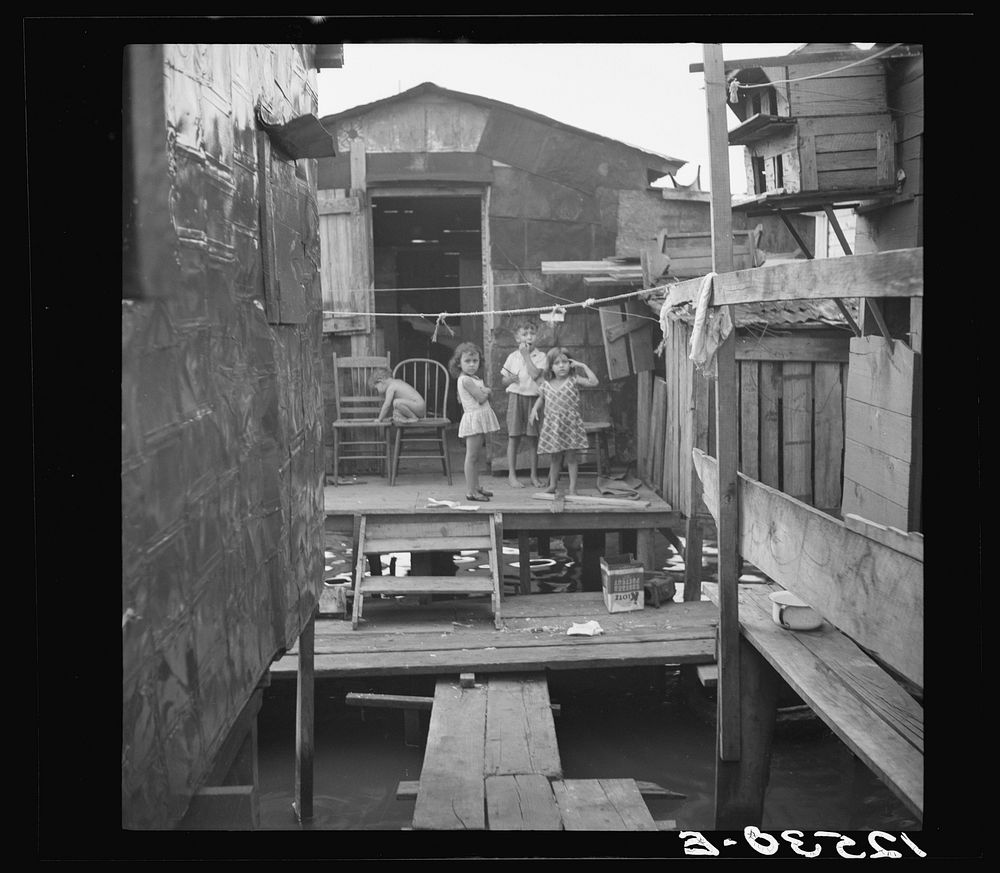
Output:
317,43,875,196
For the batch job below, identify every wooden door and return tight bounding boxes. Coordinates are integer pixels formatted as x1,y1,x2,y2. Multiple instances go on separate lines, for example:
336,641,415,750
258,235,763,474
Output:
319,189,375,354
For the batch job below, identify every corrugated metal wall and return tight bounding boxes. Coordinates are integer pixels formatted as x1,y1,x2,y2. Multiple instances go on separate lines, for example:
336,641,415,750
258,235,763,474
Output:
122,44,325,829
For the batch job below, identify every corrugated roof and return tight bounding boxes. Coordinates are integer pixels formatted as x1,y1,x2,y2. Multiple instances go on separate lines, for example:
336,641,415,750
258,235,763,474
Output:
646,289,858,331
319,82,686,170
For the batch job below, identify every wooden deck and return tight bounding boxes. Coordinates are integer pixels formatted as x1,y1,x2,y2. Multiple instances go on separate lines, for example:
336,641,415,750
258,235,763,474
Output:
270,593,718,679
324,471,683,591
324,473,680,532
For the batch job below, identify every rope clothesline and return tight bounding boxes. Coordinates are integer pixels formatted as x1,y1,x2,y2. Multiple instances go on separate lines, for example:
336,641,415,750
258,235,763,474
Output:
322,286,655,321
372,282,534,293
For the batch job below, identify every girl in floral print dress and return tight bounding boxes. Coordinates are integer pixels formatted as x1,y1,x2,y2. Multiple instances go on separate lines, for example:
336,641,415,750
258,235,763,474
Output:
529,347,599,495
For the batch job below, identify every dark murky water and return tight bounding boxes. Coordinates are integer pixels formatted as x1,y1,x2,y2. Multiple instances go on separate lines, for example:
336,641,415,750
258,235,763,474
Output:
256,532,917,832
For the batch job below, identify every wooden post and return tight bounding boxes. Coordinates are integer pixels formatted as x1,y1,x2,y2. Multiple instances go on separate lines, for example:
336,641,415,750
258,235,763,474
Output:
537,535,551,557
636,369,653,483
294,608,316,823
703,43,741,763
518,530,533,594
581,532,604,592
636,530,656,573
714,637,779,828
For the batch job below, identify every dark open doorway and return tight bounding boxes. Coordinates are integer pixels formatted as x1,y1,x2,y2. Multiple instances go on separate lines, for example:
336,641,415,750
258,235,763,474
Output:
371,193,483,421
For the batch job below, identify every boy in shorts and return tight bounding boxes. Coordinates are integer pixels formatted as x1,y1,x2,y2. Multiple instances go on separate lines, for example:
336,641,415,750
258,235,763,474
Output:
500,319,547,487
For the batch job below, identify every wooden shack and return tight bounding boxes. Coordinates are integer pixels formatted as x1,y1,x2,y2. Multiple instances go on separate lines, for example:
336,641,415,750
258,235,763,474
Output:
726,43,921,203
642,296,855,519
314,82,690,474
122,43,340,829
719,42,924,531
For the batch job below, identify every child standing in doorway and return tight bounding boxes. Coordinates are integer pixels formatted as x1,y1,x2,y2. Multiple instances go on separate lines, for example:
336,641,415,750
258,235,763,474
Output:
500,318,547,488
449,341,500,502
529,347,599,496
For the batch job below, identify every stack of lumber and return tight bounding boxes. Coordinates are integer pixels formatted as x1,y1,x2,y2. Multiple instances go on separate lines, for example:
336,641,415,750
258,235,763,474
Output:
541,257,644,286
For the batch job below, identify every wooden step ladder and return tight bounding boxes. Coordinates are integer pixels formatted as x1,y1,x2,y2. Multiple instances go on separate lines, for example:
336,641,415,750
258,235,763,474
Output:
351,512,504,630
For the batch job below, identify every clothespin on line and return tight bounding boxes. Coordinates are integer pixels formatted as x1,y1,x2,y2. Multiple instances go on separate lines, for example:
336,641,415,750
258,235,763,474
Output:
539,305,566,324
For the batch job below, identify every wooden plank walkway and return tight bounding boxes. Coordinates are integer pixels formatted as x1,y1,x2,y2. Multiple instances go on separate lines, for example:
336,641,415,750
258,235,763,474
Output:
411,673,659,830
704,581,923,819
553,779,658,831
271,595,718,679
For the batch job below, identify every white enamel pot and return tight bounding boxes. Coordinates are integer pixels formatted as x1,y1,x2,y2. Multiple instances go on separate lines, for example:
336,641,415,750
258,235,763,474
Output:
768,590,823,631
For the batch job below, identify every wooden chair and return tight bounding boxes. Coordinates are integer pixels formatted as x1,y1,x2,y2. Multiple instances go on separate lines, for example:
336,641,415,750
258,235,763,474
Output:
390,358,452,486
330,353,392,483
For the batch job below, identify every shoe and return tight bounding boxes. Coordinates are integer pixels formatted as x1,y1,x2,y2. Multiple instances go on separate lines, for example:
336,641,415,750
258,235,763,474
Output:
466,493,490,502
476,486,494,497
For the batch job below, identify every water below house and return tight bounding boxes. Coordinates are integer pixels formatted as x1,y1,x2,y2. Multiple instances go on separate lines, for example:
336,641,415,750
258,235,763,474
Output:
256,530,918,833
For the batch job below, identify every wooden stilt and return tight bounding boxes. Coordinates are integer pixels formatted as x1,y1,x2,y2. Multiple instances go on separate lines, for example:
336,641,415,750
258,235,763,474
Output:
619,529,638,557
518,530,533,594
683,516,703,600
636,529,655,572
294,608,316,822
714,637,778,828
581,532,604,592
703,43,741,764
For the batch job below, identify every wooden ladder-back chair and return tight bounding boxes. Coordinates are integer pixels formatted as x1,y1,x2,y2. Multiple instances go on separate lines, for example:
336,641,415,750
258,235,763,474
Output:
330,352,392,483
390,358,452,486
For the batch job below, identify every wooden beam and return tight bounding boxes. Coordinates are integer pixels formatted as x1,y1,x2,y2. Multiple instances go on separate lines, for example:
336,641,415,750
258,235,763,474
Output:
693,450,923,689
293,609,316,822
689,45,922,73
735,335,849,362
704,43,741,764
844,514,923,562
662,247,923,308
344,692,435,710
349,138,366,193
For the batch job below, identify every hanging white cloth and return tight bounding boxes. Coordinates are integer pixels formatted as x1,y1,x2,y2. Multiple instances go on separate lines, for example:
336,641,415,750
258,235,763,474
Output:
688,271,733,378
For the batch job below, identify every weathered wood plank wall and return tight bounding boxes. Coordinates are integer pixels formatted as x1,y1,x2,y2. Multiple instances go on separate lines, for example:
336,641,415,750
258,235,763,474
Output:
648,322,849,518
122,43,326,829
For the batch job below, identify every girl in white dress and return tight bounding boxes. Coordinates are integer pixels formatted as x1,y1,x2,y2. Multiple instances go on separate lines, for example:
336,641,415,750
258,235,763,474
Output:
448,342,500,501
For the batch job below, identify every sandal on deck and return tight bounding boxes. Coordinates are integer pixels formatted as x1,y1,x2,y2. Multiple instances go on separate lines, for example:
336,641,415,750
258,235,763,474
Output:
476,486,494,497
466,493,491,502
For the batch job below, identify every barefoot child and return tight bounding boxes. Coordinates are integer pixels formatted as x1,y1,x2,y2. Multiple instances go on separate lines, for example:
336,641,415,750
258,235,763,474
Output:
370,368,427,423
449,342,500,502
529,347,599,495
500,318,547,488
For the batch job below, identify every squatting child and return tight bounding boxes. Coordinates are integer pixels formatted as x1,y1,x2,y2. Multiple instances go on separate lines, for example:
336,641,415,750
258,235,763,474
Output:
500,318,547,488
529,347,599,495
370,368,427,423
449,342,500,502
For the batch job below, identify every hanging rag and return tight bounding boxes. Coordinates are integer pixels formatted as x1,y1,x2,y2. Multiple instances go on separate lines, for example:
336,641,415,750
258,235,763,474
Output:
688,272,732,378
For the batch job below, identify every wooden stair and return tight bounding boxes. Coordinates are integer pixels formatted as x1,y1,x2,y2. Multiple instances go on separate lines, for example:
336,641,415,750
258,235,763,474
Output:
351,512,504,630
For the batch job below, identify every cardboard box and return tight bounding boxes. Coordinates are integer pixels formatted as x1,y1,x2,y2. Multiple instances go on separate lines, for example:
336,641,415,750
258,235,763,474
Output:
601,555,644,613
